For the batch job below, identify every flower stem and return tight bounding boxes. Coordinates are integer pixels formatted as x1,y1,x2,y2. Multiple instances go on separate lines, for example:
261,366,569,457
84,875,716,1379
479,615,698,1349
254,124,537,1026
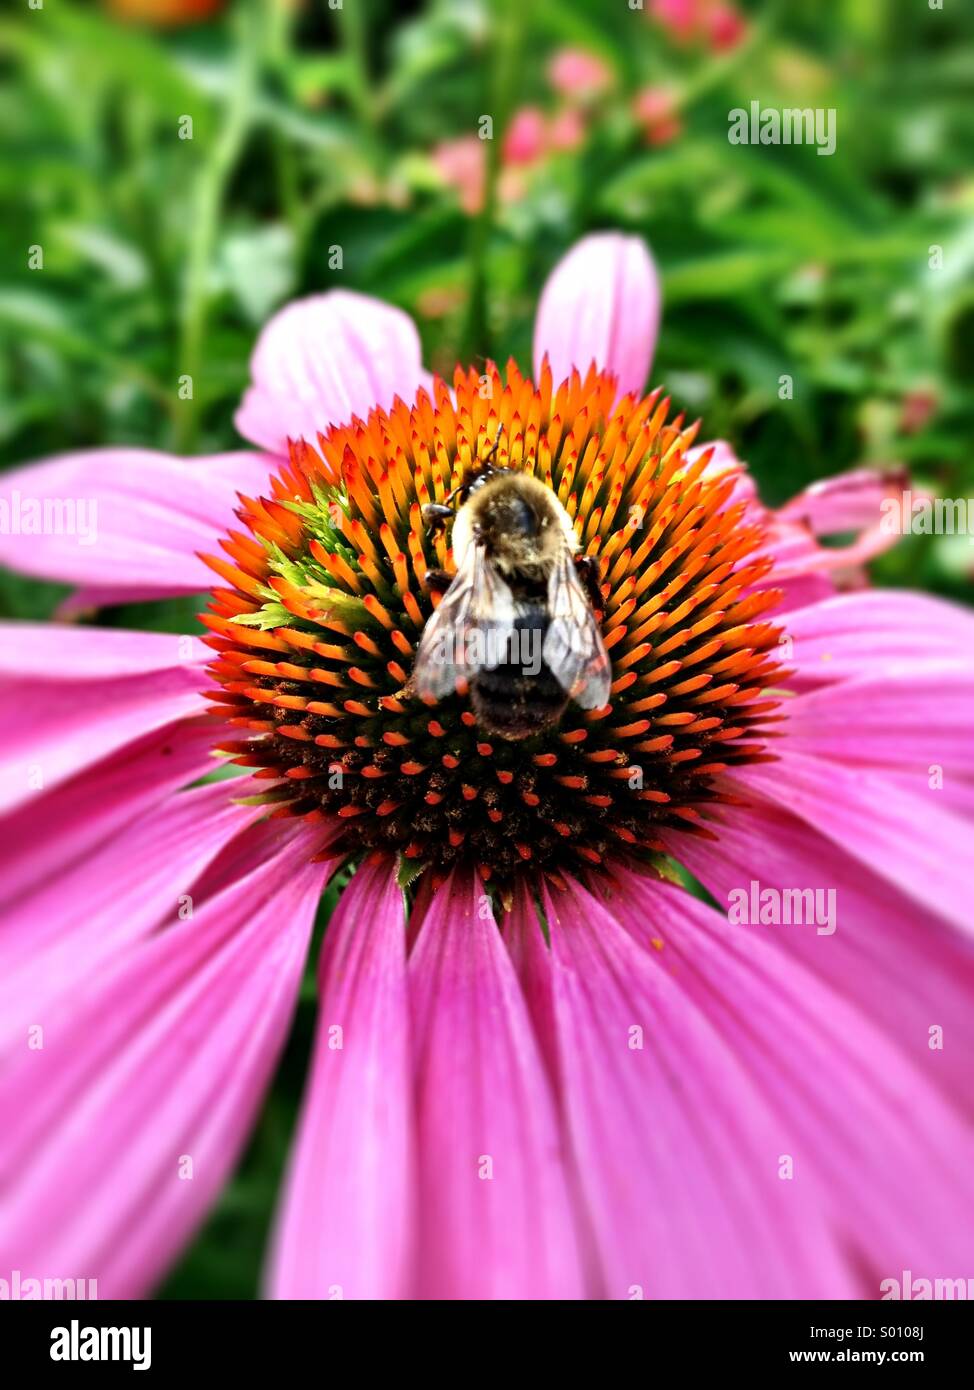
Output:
338,0,379,138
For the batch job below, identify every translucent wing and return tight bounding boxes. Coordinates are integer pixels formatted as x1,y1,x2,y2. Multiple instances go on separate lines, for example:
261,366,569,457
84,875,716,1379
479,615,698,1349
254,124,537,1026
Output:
412,543,516,699
542,549,612,709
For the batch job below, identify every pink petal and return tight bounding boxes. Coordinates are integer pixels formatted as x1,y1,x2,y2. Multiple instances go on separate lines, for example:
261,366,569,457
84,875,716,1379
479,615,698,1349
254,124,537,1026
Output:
0,450,274,597
503,886,561,1085
0,714,217,904
547,48,612,99
781,663,974,773
0,819,326,1298
0,623,210,678
0,779,261,1047
409,871,585,1298
55,584,202,618
762,470,913,592
777,467,907,539
235,291,432,454
544,879,852,1298
730,750,973,935
608,868,974,1284
782,590,974,686
533,233,661,398
269,857,416,1300
668,799,974,1106
0,624,209,813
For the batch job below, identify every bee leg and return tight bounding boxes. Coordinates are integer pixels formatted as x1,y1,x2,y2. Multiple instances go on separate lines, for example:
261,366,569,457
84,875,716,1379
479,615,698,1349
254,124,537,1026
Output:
424,567,453,595
422,502,454,537
574,554,605,612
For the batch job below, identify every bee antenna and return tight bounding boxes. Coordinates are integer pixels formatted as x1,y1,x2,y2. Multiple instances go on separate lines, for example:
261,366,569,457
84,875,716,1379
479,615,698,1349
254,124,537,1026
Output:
484,422,505,467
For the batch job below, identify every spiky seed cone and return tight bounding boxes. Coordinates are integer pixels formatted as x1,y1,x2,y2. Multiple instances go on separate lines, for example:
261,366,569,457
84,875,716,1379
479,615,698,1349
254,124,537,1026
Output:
202,360,784,890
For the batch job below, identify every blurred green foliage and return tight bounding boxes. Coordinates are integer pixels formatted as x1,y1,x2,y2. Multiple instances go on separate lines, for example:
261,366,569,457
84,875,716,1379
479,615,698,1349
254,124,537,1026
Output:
1,0,972,1295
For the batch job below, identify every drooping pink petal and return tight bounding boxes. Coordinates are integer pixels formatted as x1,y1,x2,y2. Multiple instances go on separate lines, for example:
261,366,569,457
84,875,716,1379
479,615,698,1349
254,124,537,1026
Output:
409,871,585,1299
0,624,209,813
0,715,217,904
235,291,433,454
269,857,415,1300
782,589,974,687
0,778,262,1047
760,470,913,596
55,584,200,618
533,233,661,399
730,750,972,936
607,867,974,1285
777,466,907,542
0,818,327,1299
0,450,273,597
668,798,974,1107
543,880,854,1299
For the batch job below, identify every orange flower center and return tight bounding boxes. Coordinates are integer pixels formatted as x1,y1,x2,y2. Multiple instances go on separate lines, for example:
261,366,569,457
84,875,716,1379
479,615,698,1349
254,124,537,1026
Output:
202,360,784,893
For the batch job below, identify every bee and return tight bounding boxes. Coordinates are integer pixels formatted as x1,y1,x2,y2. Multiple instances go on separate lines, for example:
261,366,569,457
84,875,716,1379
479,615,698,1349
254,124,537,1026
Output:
412,441,611,740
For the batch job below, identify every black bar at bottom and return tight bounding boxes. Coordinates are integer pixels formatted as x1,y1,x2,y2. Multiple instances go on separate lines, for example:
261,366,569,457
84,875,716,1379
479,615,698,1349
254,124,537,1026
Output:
0,1297,965,1373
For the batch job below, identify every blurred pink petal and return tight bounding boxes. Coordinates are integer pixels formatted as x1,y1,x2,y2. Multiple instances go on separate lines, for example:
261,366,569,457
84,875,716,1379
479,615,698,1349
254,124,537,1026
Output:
775,466,912,570
547,48,612,100
732,751,973,936
270,856,415,1300
669,800,974,1106
780,664,974,772
235,291,432,454
778,467,907,537
547,106,586,153
612,870,974,1277
543,880,853,1298
433,136,486,215
0,624,208,813
410,871,585,1299
783,590,974,686
0,779,262,1046
650,0,698,42
633,86,683,145
650,0,747,52
56,584,198,617
0,818,326,1298
687,438,758,505
0,450,273,598
533,233,661,398
0,715,216,904
708,2,748,51
503,107,548,166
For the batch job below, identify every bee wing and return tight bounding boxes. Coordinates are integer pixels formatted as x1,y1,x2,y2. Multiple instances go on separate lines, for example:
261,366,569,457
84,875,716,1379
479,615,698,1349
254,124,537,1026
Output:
542,549,612,709
412,543,516,698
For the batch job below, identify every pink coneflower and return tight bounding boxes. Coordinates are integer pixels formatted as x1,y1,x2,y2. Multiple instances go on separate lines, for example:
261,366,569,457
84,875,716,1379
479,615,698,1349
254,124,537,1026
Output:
547,106,587,154
502,106,549,167
432,135,487,215
547,48,613,103
434,111,551,216
1,234,972,1299
633,85,684,146
650,0,748,53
